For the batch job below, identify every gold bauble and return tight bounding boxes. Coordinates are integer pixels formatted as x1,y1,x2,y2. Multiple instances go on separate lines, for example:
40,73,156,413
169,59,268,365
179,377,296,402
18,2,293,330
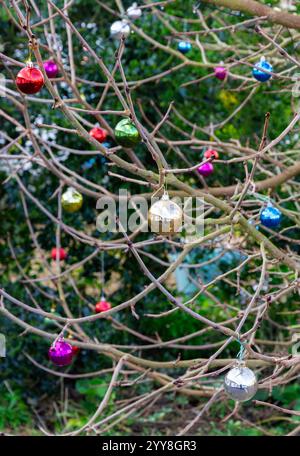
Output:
148,193,183,235
61,187,83,213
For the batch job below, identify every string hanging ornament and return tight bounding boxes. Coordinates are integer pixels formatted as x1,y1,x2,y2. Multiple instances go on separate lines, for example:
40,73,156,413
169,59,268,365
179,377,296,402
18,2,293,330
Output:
95,251,112,313
16,44,44,95
148,181,183,236
177,18,192,54
48,335,74,367
249,191,282,229
224,340,258,402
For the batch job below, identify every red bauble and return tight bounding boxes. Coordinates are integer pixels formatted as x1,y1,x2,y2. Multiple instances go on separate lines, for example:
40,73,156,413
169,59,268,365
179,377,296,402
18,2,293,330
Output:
95,298,111,313
51,247,67,261
71,345,80,356
16,66,44,95
89,127,108,143
204,149,219,159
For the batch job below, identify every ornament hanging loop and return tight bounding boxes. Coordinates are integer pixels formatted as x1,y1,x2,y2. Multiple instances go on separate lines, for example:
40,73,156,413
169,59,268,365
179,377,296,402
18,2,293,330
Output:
26,42,33,66
236,338,247,365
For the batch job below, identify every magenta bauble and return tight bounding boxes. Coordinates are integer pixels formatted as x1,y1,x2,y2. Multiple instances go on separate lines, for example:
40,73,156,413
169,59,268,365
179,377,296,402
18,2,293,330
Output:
48,338,73,366
214,66,227,80
198,162,214,177
43,60,59,78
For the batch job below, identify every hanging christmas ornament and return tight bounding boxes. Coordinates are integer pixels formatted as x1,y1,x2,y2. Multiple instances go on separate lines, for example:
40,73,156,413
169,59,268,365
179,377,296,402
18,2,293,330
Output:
260,204,282,228
252,57,273,82
95,296,112,313
48,338,73,367
177,41,192,54
51,247,67,261
16,63,44,95
44,306,60,326
61,187,83,213
43,60,59,79
204,149,219,159
114,118,141,148
198,162,214,177
89,126,108,143
110,20,131,40
127,3,142,20
214,66,227,80
224,362,258,402
148,191,183,235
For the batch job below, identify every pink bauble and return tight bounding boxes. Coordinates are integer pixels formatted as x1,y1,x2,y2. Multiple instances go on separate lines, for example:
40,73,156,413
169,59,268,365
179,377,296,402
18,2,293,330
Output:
43,60,59,78
204,149,219,159
198,162,214,177
214,66,227,80
48,339,73,366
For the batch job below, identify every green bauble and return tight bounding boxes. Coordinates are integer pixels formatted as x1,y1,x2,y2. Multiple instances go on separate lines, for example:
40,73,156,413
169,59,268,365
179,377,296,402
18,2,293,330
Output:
44,312,60,326
114,118,141,148
61,187,83,213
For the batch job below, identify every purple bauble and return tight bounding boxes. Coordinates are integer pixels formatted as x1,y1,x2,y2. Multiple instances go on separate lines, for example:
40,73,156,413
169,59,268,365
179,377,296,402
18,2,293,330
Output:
48,338,73,366
198,162,214,177
214,66,227,80
43,60,59,79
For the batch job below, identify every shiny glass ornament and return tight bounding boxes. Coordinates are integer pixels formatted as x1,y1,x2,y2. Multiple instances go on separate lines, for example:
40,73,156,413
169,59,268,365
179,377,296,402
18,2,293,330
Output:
224,363,258,402
89,126,108,143
204,149,219,159
177,41,192,54
114,118,141,148
48,338,73,367
61,187,83,213
198,162,214,177
252,57,273,82
16,64,44,95
127,3,142,20
148,192,183,235
95,297,112,313
43,60,59,78
110,20,131,40
51,247,67,261
214,66,227,80
260,204,282,228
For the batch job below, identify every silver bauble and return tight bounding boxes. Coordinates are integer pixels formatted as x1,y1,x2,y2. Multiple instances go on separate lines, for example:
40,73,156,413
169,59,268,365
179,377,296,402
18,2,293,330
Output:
127,3,142,20
148,192,183,235
110,20,131,40
224,363,258,402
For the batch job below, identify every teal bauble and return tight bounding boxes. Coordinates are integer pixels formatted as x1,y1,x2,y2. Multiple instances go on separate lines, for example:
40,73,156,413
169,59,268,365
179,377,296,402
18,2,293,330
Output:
114,119,141,148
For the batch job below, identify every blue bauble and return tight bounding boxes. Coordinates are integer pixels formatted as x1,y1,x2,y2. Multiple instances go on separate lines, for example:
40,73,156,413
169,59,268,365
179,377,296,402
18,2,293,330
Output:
252,59,273,82
82,157,97,170
177,41,192,54
260,205,282,228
